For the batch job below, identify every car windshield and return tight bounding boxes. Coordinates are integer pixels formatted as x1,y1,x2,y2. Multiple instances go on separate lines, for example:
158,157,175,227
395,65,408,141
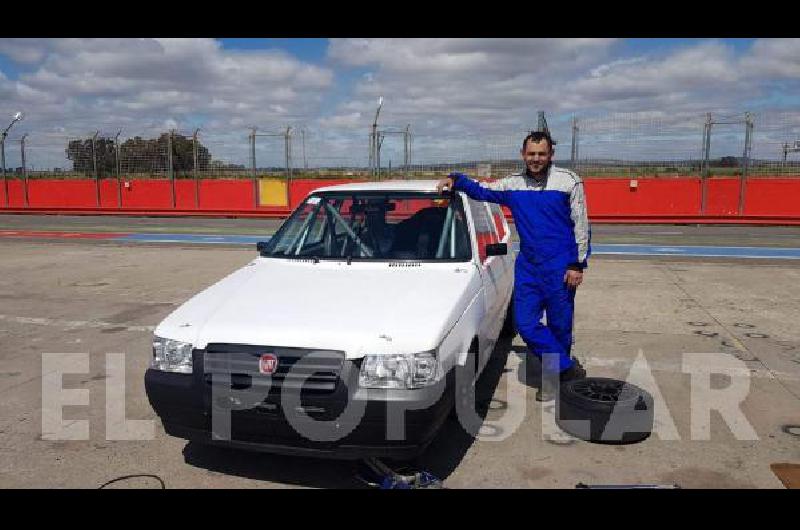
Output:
260,191,472,261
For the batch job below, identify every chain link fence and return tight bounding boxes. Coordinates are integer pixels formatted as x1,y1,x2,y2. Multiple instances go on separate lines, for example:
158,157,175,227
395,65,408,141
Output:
3,110,800,182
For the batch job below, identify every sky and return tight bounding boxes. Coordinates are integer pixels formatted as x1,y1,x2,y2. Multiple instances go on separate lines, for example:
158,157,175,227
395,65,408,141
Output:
0,38,799,169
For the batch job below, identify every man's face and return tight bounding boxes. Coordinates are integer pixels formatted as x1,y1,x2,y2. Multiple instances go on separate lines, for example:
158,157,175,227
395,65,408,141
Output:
521,139,553,175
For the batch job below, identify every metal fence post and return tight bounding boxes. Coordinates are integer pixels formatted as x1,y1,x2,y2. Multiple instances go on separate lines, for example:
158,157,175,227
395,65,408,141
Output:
537,111,546,132
1,136,7,206
702,113,712,179
168,129,175,209
739,112,753,216
21,134,28,207
408,130,412,178
193,128,200,209
571,116,579,171
700,113,712,215
376,133,383,180
115,130,122,208
285,126,292,206
250,128,257,208
404,125,410,179
92,131,100,207
301,127,307,172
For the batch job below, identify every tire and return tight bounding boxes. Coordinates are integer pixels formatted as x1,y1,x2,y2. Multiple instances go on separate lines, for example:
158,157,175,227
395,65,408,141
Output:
499,296,516,339
555,377,654,444
449,343,478,421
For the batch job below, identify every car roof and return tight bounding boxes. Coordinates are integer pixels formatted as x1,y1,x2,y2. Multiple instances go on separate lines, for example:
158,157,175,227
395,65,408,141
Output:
311,180,441,194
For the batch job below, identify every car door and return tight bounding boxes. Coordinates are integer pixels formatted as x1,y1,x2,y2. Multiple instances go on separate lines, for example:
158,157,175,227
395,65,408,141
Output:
465,197,502,367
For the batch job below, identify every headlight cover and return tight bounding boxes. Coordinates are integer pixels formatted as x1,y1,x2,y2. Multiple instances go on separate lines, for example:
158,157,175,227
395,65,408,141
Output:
151,336,193,374
359,351,439,389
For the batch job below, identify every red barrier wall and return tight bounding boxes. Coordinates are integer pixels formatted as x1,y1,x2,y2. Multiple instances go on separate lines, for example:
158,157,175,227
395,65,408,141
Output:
175,180,197,210
100,179,120,208
120,179,173,209
4,176,800,224
704,178,740,216
27,179,98,208
743,179,800,216
584,178,701,216
5,180,26,208
288,178,366,208
198,179,256,210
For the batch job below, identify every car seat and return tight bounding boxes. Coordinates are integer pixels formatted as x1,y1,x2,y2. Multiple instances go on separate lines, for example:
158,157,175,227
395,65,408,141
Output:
390,207,447,259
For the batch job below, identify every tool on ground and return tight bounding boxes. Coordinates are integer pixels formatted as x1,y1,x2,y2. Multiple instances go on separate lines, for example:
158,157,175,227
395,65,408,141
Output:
357,457,443,489
576,482,680,489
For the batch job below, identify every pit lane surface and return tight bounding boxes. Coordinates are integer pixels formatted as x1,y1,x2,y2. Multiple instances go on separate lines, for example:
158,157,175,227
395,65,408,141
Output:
1,216,799,488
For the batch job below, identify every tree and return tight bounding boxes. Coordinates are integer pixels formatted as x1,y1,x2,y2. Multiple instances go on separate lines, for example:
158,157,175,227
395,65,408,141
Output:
163,133,211,175
719,156,740,168
65,137,116,177
66,132,213,177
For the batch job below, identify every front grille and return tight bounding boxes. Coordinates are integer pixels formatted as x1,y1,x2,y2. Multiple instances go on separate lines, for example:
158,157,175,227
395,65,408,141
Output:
203,343,345,393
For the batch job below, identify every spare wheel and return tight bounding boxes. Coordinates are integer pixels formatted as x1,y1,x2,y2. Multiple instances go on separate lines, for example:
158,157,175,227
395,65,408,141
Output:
556,377,654,444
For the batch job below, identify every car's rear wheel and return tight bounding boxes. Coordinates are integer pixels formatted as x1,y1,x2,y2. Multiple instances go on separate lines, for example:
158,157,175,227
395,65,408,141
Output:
499,296,515,339
556,377,654,444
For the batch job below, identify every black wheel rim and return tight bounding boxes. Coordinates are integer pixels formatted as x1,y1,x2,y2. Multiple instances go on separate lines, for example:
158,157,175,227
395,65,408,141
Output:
572,379,625,402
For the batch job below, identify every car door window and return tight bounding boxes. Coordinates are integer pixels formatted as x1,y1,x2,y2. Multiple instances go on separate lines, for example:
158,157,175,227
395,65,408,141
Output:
468,198,499,264
489,203,507,242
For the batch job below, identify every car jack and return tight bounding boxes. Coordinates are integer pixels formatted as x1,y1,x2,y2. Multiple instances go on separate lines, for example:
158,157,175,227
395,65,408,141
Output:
356,457,444,489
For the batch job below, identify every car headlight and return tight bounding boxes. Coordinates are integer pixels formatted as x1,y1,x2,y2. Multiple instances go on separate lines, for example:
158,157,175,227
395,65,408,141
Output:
151,336,193,374
358,351,439,389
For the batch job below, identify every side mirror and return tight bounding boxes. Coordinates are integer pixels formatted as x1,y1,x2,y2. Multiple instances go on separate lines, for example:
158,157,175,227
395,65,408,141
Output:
485,243,507,256
256,241,269,254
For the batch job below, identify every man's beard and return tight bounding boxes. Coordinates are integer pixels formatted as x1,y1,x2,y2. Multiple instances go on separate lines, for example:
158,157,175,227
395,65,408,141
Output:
526,160,551,177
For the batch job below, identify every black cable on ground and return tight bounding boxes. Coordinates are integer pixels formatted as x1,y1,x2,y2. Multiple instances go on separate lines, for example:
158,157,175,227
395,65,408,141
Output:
98,474,166,489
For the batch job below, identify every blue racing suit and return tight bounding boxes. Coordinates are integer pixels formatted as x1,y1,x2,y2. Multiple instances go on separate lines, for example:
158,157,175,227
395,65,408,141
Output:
451,166,591,372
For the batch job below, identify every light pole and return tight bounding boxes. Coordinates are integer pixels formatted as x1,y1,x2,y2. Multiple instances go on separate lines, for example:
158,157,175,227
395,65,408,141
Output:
2,111,24,206
372,96,383,178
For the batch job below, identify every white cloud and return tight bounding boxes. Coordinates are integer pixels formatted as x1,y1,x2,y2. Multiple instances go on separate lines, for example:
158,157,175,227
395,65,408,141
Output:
0,38,337,169
1,38,799,169
0,38,50,64
325,38,622,137
740,38,800,79
318,111,363,129
0,38,333,134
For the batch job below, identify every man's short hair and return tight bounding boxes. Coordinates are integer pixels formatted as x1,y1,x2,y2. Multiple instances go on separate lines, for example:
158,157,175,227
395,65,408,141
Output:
522,130,555,152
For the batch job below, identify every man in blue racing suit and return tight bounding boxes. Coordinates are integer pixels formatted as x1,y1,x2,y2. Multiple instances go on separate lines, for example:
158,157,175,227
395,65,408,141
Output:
437,130,590,401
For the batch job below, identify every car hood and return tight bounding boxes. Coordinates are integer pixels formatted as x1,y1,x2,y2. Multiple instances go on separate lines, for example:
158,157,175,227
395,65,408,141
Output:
155,258,481,359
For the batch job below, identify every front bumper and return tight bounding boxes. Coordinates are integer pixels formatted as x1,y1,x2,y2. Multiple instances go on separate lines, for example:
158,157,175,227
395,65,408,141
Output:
145,352,454,461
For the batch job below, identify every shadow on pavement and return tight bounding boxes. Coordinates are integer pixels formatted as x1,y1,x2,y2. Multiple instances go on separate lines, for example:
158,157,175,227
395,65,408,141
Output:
515,344,542,389
413,334,515,481
181,335,516,488
513,346,587,390
182,442,365,488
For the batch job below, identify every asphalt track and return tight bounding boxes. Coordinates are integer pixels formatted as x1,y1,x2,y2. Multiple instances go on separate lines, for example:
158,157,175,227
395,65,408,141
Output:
3,214,800,260
4,230,800,261
2,215,800,488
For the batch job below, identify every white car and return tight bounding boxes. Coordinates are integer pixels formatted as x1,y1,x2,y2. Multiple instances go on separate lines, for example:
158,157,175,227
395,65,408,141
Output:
145,180,515,460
